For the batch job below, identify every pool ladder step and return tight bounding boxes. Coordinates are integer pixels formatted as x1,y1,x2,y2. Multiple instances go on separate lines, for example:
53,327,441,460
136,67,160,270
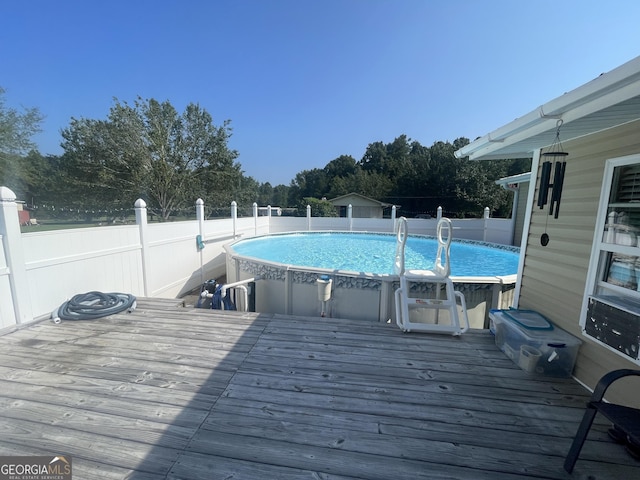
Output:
393,217,470,335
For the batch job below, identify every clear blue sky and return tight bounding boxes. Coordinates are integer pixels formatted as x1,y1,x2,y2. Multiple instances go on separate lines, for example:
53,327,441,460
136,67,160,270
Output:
3,0,640,186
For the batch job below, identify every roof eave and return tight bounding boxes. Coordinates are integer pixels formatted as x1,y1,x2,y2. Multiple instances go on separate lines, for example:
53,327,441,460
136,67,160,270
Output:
495,172,532,185
455,55,640,161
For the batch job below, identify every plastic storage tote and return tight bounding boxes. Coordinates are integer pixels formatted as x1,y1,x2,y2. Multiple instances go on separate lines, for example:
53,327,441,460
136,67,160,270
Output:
489,309,582,377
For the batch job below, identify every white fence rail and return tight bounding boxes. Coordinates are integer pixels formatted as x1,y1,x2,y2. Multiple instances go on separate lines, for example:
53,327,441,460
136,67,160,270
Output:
0,187,515,330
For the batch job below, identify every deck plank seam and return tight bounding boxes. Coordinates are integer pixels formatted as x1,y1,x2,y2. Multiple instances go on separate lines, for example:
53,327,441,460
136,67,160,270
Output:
162,312,274,479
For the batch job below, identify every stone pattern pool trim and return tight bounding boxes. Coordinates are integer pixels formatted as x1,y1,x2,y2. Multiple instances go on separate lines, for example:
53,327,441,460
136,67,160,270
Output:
237,257,384,290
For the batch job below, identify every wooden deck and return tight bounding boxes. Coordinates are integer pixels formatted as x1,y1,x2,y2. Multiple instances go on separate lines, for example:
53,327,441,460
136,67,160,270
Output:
0,299,638,479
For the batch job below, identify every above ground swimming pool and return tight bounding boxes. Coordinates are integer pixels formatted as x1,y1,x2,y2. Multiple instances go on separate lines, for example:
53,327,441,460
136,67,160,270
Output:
225,231,520,328
230,232,519,277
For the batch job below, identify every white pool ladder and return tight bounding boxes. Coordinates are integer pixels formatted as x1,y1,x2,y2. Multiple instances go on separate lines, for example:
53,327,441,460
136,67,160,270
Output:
394,216,469,335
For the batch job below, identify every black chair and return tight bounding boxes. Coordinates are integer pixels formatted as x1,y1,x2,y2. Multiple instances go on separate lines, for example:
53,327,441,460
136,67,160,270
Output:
564,369,640,473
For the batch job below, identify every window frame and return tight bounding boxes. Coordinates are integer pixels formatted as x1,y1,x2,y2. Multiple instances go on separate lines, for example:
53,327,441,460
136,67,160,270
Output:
581,153,640,364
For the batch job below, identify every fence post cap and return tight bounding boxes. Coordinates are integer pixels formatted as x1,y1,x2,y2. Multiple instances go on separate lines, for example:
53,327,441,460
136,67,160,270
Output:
134,198,147,208
196,198,204,205
0,186,16,201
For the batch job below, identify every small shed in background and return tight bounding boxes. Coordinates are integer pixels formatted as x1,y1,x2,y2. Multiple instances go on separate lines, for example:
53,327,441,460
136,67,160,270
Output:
328,193,392,218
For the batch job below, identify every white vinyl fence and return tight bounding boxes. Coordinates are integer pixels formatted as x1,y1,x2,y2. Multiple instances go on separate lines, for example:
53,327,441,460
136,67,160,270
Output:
0,187,515,330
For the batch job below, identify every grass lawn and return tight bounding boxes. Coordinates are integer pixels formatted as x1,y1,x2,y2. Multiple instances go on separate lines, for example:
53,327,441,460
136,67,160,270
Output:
20,218,134,232
22,222,106,232
19,215,195,232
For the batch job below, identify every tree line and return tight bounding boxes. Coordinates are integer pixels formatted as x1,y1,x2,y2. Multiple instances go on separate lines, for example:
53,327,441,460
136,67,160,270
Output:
286,136,530,218
0,89,530,222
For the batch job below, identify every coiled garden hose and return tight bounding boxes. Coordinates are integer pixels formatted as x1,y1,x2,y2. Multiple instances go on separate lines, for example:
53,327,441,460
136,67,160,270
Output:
52,291,137,323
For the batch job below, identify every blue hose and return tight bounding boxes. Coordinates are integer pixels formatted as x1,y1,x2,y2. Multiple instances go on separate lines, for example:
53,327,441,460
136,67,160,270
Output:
53,291,137,321
211,285,236,310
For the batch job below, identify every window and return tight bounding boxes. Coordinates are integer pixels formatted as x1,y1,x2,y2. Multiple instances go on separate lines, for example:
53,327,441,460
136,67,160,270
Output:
582,154,640,363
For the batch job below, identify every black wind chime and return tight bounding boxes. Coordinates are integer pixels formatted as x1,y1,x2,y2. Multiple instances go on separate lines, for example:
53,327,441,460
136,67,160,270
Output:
537,119,568,246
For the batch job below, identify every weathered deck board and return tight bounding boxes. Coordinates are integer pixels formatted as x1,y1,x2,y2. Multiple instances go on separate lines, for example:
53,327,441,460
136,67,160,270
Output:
0,300,638,479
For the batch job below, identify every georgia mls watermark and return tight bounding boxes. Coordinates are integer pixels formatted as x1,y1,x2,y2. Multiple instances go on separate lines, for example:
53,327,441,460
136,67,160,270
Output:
0,456,72,480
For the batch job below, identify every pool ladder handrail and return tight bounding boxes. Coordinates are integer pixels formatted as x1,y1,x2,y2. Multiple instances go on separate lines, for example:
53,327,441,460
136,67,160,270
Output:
394,217,469,335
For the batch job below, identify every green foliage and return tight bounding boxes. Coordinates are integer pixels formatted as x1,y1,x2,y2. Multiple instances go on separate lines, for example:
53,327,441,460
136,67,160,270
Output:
289,168,328,201
0,87,43,158
326,169,393,200
278,134,529,218
324,155,357,178
300,197,338,217
0,88,45,198
59,97,238,220
1,85,530,221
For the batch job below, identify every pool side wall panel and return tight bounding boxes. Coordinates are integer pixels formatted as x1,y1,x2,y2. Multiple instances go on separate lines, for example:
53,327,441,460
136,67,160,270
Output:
227,252,516,327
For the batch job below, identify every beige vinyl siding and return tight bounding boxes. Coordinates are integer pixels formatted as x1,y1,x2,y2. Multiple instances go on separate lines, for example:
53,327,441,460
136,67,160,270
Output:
330,194,387,218
513,182,529,246
518,119,640,407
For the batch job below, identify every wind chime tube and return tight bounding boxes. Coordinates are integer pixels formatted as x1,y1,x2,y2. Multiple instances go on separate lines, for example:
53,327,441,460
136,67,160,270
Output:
550,161,567,219
538,161,552,208
537,119,568,246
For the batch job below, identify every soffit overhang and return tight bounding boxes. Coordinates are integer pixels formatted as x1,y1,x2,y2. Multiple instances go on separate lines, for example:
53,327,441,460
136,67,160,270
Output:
455,56,640,161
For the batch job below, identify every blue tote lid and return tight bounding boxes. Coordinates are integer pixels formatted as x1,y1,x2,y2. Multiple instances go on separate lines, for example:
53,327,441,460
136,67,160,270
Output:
502,309,554,330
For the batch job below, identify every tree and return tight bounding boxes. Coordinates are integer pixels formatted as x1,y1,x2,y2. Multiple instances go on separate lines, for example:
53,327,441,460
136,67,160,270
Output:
454,159,507,216
360,141,387,173
360,135,412,179
327,169,393,200
256,182,273,206
0,152,36,200
0,87,44,197
324,155,357,179
232,174,260,214
59,116,141,212
283,134,527,218
271,184,289,208
300,197,337,217
10,151,60,204
288,168,329,207
61,97,238,220
0,87,44,157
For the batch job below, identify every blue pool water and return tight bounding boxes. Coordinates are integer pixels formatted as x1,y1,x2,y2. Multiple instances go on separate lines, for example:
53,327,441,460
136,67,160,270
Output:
231,232,519,276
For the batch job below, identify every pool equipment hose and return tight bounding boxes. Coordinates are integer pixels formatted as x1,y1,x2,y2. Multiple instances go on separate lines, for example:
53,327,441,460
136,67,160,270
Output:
197,279,237,310
52,291,137,322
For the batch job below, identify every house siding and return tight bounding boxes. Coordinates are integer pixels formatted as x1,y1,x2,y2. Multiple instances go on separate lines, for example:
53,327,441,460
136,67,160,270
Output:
329,194,387,218
518,119,640,407
513,182,529,246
